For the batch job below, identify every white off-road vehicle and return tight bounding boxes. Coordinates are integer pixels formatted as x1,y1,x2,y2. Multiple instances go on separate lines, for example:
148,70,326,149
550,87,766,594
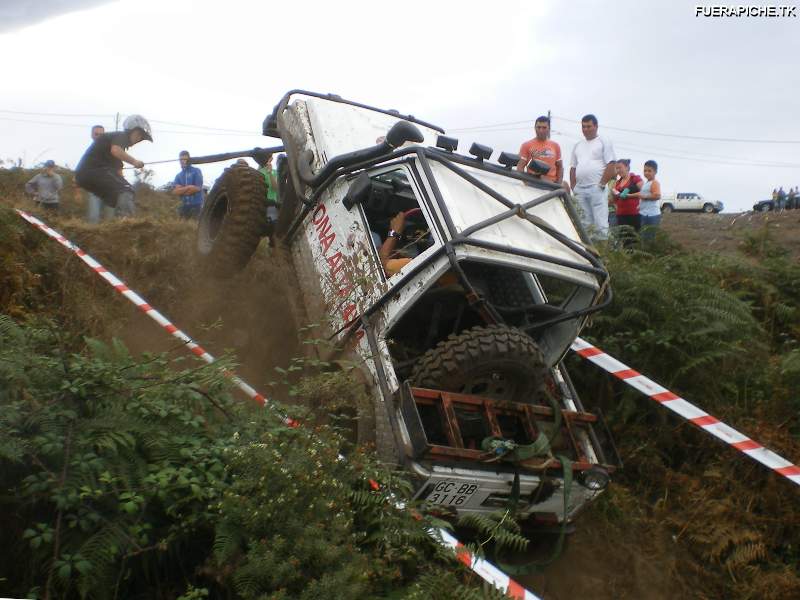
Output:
197,90,619,525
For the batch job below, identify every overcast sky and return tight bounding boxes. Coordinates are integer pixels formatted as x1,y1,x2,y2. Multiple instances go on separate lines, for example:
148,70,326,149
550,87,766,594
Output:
1,0,798,212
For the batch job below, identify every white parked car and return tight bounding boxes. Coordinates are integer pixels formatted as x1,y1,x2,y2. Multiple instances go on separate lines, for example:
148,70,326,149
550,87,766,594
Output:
197,90,619,526
660,192,723,213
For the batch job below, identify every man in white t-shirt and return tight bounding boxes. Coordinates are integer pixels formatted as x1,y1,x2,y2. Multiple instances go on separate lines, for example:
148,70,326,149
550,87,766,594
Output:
569,114,616,240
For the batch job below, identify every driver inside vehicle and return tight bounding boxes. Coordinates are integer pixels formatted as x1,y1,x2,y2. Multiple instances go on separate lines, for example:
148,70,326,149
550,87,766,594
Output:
378,211,410,276
362,169,434,276
378,210,433,276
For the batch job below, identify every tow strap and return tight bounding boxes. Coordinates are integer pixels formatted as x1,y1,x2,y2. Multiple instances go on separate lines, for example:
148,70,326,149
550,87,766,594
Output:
479,430,573,573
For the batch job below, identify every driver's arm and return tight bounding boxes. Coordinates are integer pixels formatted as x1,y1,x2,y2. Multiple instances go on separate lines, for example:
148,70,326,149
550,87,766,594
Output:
379,212,410,276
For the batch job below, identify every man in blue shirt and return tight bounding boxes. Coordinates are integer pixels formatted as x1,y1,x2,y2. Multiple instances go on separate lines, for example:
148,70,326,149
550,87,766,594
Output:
172,150,204,219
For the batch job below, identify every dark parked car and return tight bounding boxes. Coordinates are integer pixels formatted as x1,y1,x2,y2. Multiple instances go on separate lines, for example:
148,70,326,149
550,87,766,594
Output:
754,197,798,212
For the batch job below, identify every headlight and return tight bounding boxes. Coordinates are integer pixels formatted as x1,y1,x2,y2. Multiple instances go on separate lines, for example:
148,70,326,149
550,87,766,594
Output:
577,466,610,491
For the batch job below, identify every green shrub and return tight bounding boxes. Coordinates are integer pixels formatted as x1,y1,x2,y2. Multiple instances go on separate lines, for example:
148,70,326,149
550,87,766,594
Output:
0,316,495,599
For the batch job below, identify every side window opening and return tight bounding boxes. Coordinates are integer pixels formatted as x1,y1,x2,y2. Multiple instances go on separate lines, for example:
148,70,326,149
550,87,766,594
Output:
361,168,434,277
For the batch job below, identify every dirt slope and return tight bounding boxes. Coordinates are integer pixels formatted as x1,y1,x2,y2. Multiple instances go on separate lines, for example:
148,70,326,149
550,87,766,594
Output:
662,210,800,261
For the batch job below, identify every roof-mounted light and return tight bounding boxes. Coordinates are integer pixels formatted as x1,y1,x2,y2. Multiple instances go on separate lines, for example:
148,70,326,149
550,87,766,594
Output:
436,135,459,152
497,151,521,169
469,142,493,161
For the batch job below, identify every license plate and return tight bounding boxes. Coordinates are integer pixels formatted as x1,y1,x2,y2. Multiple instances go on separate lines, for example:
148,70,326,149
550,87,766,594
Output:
425,480,479,507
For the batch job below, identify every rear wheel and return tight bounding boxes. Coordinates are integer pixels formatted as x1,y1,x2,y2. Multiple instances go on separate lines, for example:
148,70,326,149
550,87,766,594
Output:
411,324,548,402
197,164,267,277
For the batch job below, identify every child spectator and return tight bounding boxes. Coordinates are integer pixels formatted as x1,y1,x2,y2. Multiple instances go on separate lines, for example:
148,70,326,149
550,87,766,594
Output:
631,160,662,241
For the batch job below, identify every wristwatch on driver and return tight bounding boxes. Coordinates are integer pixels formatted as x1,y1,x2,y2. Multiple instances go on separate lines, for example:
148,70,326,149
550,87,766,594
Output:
387,230,401,239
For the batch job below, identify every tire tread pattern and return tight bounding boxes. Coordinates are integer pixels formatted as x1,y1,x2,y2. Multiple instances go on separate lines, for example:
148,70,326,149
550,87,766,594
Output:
197,165,267,277
411,324,548,402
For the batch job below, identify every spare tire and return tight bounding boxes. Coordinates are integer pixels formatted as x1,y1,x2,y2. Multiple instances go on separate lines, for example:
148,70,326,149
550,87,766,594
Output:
411,324,548,402
197,164,267,277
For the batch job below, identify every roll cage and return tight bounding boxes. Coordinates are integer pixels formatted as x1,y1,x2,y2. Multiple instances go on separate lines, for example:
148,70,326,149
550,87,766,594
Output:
276,139,611,345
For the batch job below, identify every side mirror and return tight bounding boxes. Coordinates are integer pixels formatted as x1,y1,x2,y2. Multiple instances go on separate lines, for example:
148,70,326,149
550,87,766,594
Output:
386,121,424,149
262,113,279,138
343,172,372,210
527,158,550,176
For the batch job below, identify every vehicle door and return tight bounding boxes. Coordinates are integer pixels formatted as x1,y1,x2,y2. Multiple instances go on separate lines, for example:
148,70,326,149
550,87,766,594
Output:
686,193,702,210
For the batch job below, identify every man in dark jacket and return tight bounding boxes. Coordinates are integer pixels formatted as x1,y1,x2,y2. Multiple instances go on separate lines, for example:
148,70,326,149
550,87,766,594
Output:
75,114,153,217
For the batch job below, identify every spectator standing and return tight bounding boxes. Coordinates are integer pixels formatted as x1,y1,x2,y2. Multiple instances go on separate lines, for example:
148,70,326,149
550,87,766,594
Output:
25,160,63,212
256,152,279,215
255,152,280,245
610,159,642,247
172,151,204,219
631,160,661,241
75,114,153,218
789,187,798,209
777,186,787,211
84,125,116,223
569,114,616,240
516,116,563,184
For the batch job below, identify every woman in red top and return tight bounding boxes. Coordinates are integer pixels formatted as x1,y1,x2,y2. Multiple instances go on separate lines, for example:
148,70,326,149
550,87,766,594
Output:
612,159,643,244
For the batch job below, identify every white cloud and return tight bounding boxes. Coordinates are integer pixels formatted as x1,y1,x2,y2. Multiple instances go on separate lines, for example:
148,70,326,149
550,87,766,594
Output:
1,0,798,210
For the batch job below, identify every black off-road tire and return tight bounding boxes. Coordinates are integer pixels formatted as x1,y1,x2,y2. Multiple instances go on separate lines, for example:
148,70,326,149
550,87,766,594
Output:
197,164,267,277
411,324,548,402
661,203,674,214
702,203,715,214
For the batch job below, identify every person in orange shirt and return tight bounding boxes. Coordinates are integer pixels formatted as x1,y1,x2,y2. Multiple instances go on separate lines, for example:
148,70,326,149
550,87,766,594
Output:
516,116,563,184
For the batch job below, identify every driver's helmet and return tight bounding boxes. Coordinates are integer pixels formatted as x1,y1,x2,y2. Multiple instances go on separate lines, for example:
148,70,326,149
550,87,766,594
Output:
123,114,153,141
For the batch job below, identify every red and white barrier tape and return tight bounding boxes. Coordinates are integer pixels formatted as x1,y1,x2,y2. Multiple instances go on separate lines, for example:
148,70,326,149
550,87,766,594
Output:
436,528,541,599
16,210,539,599
571,337,800,487
15,209,297,427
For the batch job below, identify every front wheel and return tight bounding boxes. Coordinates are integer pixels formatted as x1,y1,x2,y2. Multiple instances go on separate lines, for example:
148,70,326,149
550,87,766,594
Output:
196,164,267,277
411,324,548,403
661,203,674,214
702,203,714,214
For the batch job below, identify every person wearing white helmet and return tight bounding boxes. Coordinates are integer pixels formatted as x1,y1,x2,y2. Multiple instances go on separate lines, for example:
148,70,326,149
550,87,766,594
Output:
75,114,153,218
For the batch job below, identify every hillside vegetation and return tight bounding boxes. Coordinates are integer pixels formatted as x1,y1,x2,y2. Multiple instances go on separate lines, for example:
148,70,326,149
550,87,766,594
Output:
2,168,800,599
